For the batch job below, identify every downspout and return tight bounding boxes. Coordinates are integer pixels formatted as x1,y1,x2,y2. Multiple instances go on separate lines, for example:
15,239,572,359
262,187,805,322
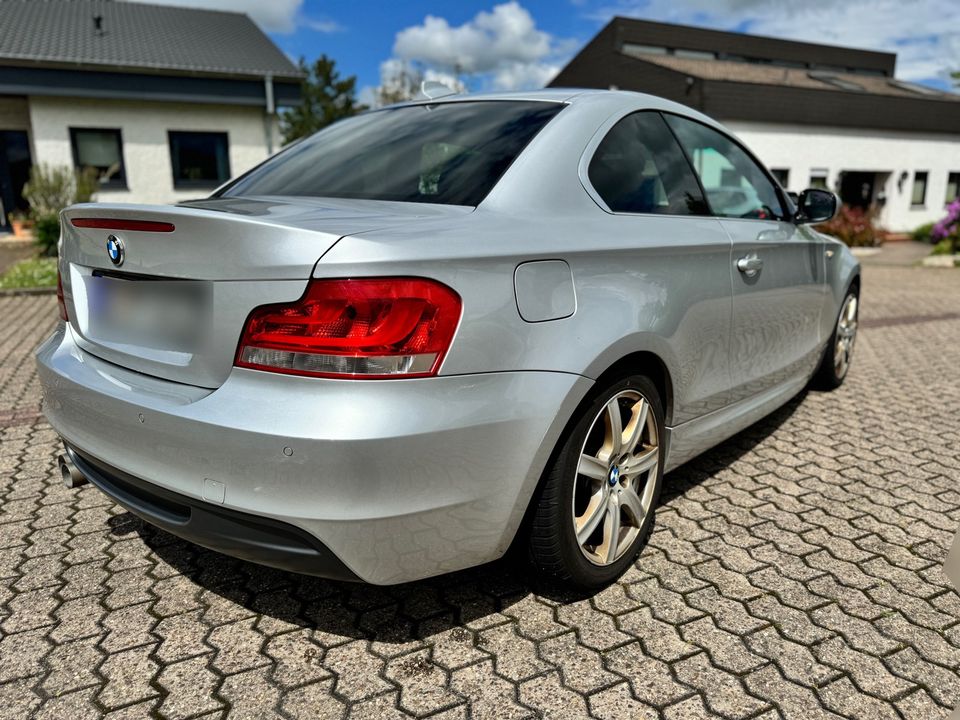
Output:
264,73,275,155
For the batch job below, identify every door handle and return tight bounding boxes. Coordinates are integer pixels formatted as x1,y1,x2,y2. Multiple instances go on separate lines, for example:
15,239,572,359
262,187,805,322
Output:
737,254,763,277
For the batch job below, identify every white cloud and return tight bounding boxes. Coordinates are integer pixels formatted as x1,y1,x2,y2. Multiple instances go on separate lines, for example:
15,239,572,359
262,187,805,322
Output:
385,2,569,91
593,0,960,87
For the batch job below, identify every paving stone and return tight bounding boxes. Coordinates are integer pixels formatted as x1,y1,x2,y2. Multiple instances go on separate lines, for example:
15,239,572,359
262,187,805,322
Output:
539,631,618,694
156,655,224,719
606,643,692,707
673,652,768,718
679,616,764,674
746,627,838,688
814,636,912,700
588,682,658,720
384,649,462,716
618,606,698,662
744,664,844,720
818,675,902,720
518,670,590,719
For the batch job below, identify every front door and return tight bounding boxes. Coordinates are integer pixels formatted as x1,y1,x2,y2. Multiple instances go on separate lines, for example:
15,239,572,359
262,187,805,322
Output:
664,114,826,403
839,172,876,210
0,131,32,232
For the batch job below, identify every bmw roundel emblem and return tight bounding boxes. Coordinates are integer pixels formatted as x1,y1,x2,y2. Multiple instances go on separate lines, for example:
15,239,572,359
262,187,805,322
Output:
106,235,124,266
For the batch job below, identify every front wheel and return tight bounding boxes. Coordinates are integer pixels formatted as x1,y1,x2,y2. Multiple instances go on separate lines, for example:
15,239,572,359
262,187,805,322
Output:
814,291,859,390
527,375,664,588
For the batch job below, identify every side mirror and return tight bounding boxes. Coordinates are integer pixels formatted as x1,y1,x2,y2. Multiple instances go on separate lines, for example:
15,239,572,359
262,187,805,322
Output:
795,189,838,224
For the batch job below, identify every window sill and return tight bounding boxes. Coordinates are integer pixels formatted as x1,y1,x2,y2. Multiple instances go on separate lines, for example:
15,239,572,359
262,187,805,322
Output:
910,204,927,210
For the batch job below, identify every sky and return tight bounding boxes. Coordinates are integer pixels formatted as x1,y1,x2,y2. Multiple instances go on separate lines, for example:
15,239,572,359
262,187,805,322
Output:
132,0,960,99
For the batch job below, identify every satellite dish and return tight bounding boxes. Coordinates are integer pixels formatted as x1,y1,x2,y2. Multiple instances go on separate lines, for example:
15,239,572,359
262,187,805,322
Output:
418,80,460,100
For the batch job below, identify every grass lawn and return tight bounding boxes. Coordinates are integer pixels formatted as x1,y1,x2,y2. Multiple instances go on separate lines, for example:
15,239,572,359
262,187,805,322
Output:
0,256,58,289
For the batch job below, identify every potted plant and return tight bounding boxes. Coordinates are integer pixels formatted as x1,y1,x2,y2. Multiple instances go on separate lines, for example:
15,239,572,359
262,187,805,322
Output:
7,210,28,238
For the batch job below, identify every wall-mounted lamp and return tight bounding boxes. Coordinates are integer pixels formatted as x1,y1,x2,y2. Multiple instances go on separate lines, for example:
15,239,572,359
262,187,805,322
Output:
897,171,909,192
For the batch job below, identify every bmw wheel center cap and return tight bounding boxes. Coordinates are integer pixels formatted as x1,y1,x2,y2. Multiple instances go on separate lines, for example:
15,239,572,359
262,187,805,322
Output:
608,466,621,486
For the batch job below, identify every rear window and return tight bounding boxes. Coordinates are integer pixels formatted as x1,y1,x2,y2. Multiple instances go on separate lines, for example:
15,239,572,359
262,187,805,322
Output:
221,101,564,206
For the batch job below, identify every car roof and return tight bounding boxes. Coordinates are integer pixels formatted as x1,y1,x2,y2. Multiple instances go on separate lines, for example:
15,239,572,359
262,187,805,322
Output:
395,87,720,128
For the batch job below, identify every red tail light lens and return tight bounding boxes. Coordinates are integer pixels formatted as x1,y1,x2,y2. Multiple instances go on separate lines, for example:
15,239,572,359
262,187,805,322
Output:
236,278,462,379
56,268,68,322
70,218,175,232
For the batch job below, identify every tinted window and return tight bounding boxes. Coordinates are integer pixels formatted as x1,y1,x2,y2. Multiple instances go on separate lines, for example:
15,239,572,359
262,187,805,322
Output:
588,112,708,215
664,115,784,220
169,131,230,188
222,101,563,206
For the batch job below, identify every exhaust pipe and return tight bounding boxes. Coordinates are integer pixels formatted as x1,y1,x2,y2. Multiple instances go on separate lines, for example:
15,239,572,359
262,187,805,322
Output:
58,454,87,489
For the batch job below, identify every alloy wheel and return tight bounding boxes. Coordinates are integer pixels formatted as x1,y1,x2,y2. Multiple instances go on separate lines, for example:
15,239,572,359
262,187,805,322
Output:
572,389,659,566
834,294,858,379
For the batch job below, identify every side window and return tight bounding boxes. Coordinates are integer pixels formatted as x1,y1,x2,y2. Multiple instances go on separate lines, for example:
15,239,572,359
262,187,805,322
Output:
664,115,784,220
588,112,708,216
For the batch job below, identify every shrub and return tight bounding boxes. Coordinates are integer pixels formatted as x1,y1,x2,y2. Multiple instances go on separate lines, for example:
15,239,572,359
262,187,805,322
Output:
931,199,960,255
911,222,936,244
815,205,887,247
22,164,98,256
33,215,61,257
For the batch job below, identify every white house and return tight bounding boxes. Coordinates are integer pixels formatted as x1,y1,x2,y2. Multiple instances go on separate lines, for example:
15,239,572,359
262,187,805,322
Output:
551,18,960,233
0,0,302,232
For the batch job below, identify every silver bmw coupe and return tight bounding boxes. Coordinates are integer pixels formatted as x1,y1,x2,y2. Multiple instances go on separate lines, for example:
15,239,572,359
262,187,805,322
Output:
37,89,860,587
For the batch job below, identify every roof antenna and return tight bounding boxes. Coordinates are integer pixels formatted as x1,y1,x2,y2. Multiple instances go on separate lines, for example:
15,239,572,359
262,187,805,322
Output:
418,80,459,101
93,15,104,35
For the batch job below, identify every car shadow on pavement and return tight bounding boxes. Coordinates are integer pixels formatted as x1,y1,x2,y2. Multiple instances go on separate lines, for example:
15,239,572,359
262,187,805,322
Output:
105,388,807,645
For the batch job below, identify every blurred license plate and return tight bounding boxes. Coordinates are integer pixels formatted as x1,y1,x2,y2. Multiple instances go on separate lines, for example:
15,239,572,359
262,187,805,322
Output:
88,274,209,352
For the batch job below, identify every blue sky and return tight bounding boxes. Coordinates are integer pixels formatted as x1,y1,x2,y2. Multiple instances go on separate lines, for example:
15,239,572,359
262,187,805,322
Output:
139,1,959,95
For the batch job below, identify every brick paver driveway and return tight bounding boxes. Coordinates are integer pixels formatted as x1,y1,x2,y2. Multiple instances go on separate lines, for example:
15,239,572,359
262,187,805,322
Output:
1,264,959,720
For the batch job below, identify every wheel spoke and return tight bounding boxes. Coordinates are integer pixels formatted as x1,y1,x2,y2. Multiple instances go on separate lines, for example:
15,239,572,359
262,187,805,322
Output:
620,485,646,524
620,399,648,456
599,399,623,462
578,453,608,481
845,296,858,323
623,446,658,476
600,498,621,563
575,490,607,545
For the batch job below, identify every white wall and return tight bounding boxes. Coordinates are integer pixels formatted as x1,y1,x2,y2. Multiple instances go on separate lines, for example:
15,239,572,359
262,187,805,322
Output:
27,96,276,205
724,120,960,233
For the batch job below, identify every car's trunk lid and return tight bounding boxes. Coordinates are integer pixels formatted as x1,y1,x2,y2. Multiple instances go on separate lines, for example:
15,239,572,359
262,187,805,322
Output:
60,198,471,388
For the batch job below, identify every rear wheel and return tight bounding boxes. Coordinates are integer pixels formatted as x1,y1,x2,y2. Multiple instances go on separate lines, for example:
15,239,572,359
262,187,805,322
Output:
814,291,859,389
528,375,664,588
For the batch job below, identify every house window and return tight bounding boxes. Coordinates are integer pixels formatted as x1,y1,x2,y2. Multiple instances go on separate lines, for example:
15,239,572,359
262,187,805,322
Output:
70,128,126,188
771,168,790,188
911,171,928,207
810,171,829,190
168,131,230,188
947,173,960,204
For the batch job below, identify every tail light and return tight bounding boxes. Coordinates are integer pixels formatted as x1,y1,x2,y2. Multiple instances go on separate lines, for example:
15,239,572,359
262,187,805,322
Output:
235,278,462,379
56,268,68,322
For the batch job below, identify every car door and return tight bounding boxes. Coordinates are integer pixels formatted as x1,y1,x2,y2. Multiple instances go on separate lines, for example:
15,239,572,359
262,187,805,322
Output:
664,114,826,403
583,110,735,422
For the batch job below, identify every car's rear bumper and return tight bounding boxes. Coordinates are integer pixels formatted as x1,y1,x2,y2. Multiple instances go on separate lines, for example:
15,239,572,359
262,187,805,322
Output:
66,445,361,581
36,324,591,584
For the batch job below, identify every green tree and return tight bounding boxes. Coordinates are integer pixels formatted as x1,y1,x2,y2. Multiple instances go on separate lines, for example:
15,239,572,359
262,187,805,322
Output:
280,55,363,145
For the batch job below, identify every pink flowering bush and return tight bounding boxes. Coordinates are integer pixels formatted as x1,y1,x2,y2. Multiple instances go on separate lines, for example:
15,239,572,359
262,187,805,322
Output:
931,199,960,255
815,205,887,247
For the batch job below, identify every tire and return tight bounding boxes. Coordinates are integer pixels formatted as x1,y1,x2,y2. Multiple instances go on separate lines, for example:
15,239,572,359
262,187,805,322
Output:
528,374,664,588
814,290,859,390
